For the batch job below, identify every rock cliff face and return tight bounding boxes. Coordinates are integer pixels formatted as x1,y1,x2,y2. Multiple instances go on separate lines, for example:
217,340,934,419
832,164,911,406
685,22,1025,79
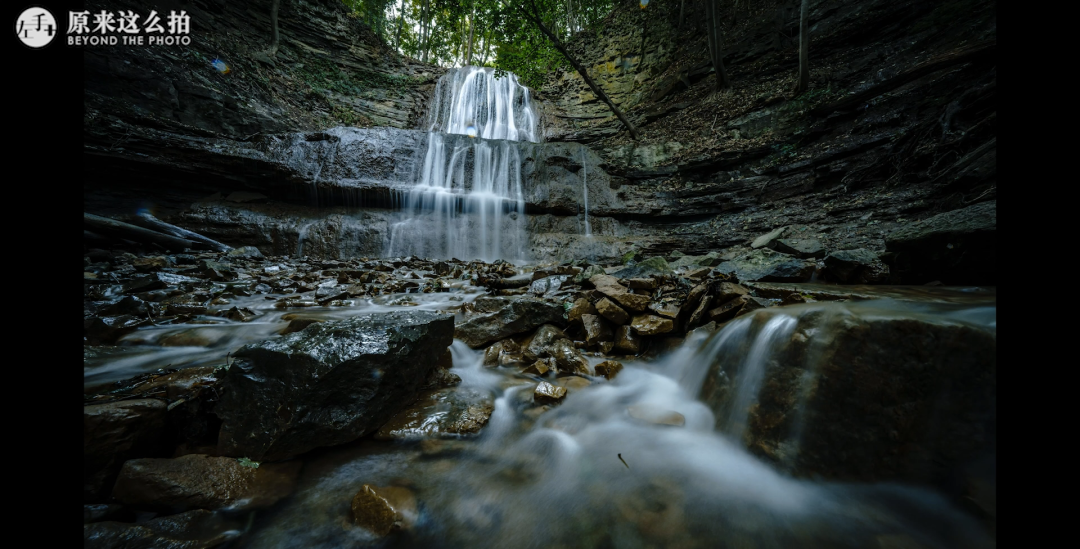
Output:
84,0,996,283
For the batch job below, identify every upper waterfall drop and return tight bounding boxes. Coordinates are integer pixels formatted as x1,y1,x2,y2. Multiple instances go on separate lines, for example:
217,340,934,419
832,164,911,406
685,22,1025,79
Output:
386,66,541,263
424,66,541,143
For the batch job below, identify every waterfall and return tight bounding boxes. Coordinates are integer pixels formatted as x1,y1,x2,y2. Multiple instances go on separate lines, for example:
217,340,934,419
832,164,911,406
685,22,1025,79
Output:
388,67,538,262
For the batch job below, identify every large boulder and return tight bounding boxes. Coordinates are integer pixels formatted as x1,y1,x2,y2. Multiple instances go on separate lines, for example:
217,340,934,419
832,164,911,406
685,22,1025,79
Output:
712,249,814,282
455,298,566,348
822,248,890,284
214,311,455,461
84,399,167,501
590,274,650,313
885,200,996,285
112,454,302,511
699,304,996,497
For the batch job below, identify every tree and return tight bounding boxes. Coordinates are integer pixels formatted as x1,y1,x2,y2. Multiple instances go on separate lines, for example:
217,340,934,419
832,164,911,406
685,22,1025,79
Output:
500,0,640,139
269,0,281,56
793,0,810,94
704,0,732,91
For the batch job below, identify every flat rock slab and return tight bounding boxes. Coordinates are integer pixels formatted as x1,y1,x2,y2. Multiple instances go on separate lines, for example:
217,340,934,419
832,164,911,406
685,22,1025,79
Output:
113,454,302,511
455,298,566,348
84,509,244,549
215,310,454,461
713,249,814,282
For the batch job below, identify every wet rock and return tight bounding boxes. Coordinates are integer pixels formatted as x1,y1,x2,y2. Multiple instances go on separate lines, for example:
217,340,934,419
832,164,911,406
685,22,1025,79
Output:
521,358,553,376
226,246,264,259
780,293,807,306
671,252,723,269
573,264,606,284
544,337,592,376
614,325,642,355
315,285,348,304
351,485,418,536
713,249,814,282
699,307,997,491
421,366,461,389
648,302,680,319
529,275,569,297
627,405,686,426
736,296,772,317
717,282,751,303
556,376,592,392
567,297,598,326
612,257,673,279
523,324,571,360
84,399,167,501
751,226,787,249
132,256,170,272
83,504,128,524
596,297,630,325
532,265,582,281
631,315,675,336
215,310,454,461
595,360,624,380
279,315,326,335
112,454,301,511
374,388,494,439
772,238,826,259
534,381,568,405
98,296,149,317
484,339,522,368
130,366,219,401
84,315,149,345
83,509,243,549
590,274,650,313
455,298,566,348
823,248,890,284
626,277,658,290
159,329,223,347
221,306,257,322
687,295,714,330
599,341,615,354
708,296,749,323
581,314,614,347
885,200,996,285
685,267,712,279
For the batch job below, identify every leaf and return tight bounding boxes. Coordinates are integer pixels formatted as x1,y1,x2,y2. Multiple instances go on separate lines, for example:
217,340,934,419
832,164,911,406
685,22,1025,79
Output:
237,457,260,469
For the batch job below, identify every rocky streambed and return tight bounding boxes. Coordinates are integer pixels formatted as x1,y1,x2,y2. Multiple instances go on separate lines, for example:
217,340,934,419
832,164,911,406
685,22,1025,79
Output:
83,247,995,548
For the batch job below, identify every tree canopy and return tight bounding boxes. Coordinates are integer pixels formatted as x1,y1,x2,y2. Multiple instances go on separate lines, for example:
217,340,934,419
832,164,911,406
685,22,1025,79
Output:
343,0,618,89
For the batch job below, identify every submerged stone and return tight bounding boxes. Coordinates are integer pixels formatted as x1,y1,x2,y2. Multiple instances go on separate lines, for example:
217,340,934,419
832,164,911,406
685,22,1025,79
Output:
112,454,301,511
374,387,494,440
352,485,418,536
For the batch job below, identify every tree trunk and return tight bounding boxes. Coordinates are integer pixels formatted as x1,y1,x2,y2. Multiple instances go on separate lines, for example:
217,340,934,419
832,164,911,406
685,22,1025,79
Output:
794,0,810,94
678,0,685,29
516,2,640,140
467,1,476,66
84,213,200,252
269,0,281,56
420,0,431,63
705,0,732,91
395,0,404,50
132,213,232,252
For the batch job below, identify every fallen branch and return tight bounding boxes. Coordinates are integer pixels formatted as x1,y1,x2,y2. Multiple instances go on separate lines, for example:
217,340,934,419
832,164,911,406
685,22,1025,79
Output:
132,212,232,252
83,213,197,252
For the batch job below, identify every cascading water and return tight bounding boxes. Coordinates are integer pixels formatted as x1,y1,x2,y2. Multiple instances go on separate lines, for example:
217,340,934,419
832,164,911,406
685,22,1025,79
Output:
388,67,539,262
239,297,995,549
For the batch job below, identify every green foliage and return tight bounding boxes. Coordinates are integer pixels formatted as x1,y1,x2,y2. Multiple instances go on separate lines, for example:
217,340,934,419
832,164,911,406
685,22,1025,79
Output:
299,56,418,98
237,457,260,469
340,0,619,89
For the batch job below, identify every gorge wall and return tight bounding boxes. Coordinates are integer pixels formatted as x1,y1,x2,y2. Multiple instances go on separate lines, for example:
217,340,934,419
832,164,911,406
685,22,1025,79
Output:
84,0,996,284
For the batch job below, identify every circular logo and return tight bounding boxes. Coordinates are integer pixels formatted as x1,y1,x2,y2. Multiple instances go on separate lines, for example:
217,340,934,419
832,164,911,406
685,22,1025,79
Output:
15,7,56,48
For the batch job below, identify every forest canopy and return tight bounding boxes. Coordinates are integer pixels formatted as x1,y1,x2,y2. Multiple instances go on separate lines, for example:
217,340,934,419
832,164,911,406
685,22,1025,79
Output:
343,0,618,88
